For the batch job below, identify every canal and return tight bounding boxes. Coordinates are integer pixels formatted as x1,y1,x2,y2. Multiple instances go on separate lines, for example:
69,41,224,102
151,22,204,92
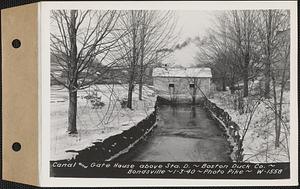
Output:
116,105,232,162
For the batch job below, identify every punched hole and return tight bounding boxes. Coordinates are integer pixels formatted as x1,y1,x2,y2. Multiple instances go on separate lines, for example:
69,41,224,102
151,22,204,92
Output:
12,39,21,48
12,142,21,152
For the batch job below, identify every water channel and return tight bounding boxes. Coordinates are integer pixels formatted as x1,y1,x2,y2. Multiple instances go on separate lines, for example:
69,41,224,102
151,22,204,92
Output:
116,104,232,162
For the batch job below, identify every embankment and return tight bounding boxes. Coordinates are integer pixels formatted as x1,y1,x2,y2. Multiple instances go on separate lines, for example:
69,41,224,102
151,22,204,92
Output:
69,105,158,161
202,98,244,162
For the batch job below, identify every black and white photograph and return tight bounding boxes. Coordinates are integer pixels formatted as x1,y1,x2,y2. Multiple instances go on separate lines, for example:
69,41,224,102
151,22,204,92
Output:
47,2,296,181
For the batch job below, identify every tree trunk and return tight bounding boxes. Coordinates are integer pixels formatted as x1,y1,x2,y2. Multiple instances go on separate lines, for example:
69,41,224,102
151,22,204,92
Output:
191,106,196,118
138,71,143,100
264,10,272,99
192,78,197,104
243,75,248,97
138,17,145,101
264,58,271,98
68,89,78,134
67,10,78,134
243,53,249,97
127,82,134,109
222,77,226,91
127,66,135,110
138,45,144,101
230,77,235,94
275,57,288,148
128,11,137,109
272,75,279,148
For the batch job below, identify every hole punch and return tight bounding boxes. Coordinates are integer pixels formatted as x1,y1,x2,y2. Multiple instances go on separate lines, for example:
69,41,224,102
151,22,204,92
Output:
12,142,21,152
12,39,21,48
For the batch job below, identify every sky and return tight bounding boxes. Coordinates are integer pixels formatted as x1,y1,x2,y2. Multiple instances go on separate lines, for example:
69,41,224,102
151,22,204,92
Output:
163,10,216,67
176,10,215,41
50,10,218,68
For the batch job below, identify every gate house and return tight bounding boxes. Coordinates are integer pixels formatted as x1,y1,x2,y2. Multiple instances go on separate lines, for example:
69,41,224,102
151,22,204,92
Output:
152,67,212,103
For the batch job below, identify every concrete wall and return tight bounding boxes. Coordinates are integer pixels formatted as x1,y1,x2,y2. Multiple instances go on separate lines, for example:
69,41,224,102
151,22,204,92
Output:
153,77,210,103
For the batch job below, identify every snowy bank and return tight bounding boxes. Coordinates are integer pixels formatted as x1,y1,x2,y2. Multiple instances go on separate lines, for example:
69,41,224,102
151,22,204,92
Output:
210,91,290,163
71,109,157,161
51,84,157,160
202,98,243,162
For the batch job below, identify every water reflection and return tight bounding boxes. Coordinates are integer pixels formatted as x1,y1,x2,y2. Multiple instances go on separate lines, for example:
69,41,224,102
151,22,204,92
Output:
191,106,196,118
116,104,232,162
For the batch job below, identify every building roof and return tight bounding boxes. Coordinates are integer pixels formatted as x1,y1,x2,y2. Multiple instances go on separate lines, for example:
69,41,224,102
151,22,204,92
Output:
152,67,212,78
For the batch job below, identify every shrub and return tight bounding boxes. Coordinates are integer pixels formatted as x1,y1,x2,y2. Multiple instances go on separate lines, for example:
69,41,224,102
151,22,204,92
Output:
120,98,127,108
90,96,105,109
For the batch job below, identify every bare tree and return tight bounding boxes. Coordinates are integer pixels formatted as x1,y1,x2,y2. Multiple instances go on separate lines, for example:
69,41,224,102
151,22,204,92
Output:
256,10,290,147
272,28,290,148
197,11,262,95
197,9,290,161
197,36,235,91
196,16,242,94
216,10,259,97
116,10,176,109
257,10,290,98
115,10,141,109
137,11,177,100
50,10,123,134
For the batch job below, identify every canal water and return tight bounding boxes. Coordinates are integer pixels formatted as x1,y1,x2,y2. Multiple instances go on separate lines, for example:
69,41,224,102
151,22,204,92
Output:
116,105,232,162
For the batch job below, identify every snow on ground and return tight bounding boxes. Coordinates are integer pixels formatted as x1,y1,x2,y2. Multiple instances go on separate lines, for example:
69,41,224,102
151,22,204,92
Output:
51,84,156,161
210,90,290,163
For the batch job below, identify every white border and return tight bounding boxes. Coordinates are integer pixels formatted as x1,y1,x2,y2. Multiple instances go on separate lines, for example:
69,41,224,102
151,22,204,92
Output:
40,1,298,187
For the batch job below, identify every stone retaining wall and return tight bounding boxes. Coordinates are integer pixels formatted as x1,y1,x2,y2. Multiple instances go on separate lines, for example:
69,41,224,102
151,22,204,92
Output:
68,96,242,162
202,98,244,162
71,105,157,161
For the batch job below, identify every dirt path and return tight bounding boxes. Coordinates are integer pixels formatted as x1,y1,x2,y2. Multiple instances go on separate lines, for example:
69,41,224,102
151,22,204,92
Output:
116,105,232,162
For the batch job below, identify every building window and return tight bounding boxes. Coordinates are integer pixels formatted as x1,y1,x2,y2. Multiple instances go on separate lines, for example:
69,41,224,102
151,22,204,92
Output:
169,83,174,88
190,83,195,88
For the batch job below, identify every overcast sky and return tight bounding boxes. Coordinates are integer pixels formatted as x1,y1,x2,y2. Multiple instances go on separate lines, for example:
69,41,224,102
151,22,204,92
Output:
175,10,215,41
50,10,218,68
164,10,216,67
